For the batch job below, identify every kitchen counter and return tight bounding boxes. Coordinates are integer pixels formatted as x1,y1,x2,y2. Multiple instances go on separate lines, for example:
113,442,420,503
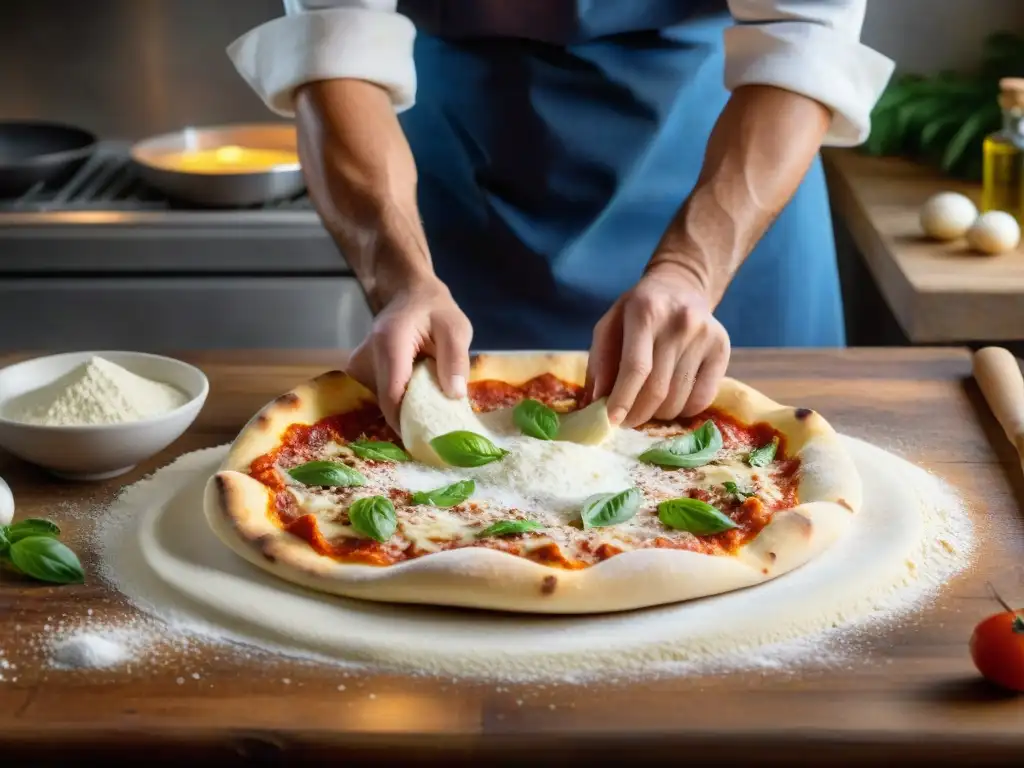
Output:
1,348,1022,766
824,149,1024,344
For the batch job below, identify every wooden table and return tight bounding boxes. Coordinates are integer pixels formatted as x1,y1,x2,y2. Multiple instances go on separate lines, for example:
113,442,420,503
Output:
824,150,1024,344
1,349,1023,766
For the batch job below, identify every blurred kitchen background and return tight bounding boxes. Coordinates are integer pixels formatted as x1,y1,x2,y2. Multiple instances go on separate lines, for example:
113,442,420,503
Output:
1,0,1022,351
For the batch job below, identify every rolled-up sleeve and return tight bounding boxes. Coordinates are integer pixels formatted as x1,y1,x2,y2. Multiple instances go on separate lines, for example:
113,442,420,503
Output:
725,1,895,146
226,0,417,117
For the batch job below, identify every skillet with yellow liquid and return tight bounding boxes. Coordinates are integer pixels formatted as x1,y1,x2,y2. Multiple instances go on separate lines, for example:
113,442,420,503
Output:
147,145,299,175
129,124,306,206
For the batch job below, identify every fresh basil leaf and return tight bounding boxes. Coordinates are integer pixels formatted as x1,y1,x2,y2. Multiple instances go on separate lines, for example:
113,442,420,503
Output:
658,498,737,536
6,518,61,543
9,535,85,584
723,481,755,501
348,440,410,463
430,431,509,468
287,460,366,487
513,398,560,441
0,527,9,558
747,437,779,468
348,496,397,543
638,419,723,468
477,519,544,538
580,488,642,529
411,479,475,508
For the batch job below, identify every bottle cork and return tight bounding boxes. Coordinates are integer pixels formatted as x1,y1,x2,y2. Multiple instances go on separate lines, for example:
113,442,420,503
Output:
999,77,1024,111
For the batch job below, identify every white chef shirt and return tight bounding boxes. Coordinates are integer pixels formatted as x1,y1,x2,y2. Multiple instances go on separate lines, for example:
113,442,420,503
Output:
227,0,894,147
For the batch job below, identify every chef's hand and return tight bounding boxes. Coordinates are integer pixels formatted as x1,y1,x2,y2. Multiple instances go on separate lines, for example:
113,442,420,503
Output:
587,262,730,428
346,277,473,430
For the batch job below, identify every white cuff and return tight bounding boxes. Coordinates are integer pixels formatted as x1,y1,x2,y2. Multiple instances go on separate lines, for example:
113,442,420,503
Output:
226,8,417,117
724,22,894,147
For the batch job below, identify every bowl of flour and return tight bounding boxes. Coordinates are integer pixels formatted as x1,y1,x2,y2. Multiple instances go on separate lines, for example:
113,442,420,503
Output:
0,351,208,480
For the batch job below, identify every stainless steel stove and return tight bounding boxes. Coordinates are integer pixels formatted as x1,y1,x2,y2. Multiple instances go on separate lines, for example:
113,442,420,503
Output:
0,143,372,352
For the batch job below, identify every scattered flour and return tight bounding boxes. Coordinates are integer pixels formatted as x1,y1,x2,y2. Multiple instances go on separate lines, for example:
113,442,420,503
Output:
5,356,188,426
0,649,13,683
50,633,128,669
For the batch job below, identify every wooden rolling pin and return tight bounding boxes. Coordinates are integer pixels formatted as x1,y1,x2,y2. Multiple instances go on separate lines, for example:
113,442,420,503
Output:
972,346,1024,463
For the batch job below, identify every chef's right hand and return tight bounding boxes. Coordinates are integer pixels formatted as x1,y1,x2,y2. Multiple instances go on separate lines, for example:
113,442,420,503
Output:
346,277,473,431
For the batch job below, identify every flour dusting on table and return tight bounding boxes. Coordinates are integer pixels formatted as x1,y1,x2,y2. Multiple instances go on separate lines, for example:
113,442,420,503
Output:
0,649,14,683
3,435,976,686
50,632,128,669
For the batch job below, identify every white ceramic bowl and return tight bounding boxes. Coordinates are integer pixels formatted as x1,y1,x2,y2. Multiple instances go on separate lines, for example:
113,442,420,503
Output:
0,351,208,481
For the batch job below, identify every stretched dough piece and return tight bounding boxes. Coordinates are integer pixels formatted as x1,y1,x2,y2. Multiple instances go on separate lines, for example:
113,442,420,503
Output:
397,360,606,450
557,398,613,445
398,358,614,454
398,359,495,467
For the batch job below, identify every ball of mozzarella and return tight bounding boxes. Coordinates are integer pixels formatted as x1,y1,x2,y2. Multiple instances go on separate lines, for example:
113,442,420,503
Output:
919,192,978,241
966,211,1021,255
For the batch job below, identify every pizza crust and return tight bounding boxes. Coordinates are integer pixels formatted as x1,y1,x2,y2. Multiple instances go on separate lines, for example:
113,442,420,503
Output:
204,352,862,614
218,369,376,474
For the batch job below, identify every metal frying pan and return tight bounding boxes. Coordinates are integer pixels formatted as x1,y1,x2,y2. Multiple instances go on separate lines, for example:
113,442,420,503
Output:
0,120,97,198
129,123,305,207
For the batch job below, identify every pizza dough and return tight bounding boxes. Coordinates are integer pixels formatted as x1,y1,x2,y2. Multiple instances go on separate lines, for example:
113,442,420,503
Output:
399,360,498,466
398,358,614,460
204,352,862,614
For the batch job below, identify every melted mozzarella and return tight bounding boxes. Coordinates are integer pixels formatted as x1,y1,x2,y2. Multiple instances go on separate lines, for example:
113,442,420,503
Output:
697,460,784,504
394,435,635,521
399,507,479,552
287,487,339,514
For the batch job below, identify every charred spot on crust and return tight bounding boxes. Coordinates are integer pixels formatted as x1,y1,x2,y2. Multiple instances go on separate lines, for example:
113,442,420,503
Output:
214,474,235,512
837,498,853,511
795,408,814,420
767,551,777,562
275,392,301,409
540,575,558,595
762,568,769,575
255,534,277,562
254,392,302,429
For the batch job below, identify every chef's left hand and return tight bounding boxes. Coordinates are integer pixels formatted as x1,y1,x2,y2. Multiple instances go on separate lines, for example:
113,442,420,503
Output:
587,262,730,428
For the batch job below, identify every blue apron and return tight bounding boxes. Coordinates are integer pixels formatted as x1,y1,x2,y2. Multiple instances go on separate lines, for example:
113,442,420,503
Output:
395,0,845,350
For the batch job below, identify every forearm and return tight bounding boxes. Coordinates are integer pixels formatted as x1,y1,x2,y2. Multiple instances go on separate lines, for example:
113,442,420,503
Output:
649,84,831,304
294,78,434,312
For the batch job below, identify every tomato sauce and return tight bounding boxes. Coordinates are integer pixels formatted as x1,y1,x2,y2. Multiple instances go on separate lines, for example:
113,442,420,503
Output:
468,374,583,412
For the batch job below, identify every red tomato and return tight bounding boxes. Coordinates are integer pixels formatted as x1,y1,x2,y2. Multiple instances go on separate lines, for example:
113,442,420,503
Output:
969,609,1024,692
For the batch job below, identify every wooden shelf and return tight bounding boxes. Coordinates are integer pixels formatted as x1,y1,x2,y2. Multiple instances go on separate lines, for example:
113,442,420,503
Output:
824,149,1024,343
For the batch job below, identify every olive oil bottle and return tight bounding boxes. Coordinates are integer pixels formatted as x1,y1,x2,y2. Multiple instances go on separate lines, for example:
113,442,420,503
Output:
982,78,1024,222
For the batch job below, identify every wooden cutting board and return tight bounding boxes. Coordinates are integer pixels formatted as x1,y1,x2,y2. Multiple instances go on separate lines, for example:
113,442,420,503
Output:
0,349,1022,767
